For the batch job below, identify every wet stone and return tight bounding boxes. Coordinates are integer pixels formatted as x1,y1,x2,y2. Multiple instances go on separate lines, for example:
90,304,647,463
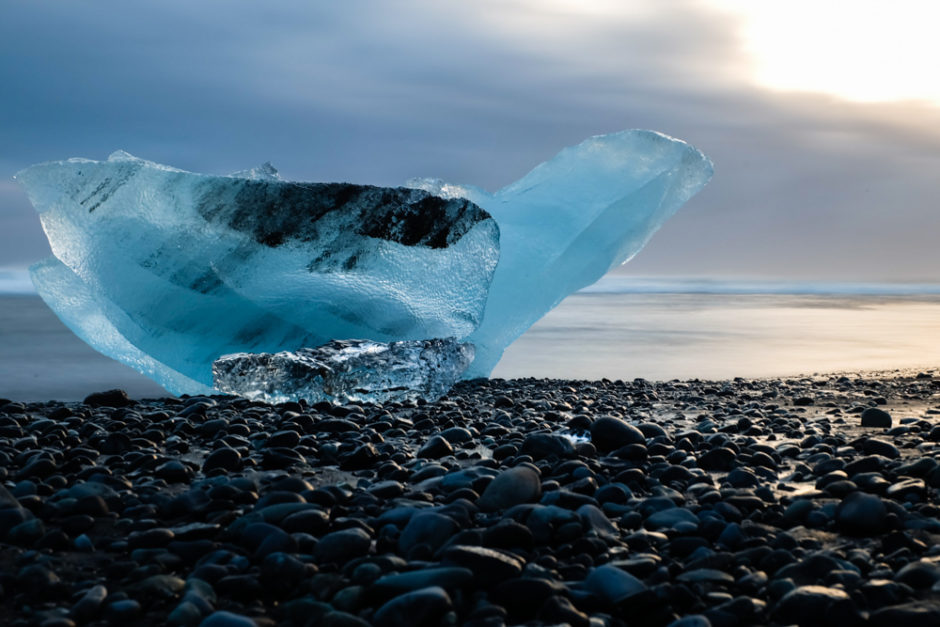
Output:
372,586,453,627
591,416,646,452
860,407,892,428
477,466,541,511
772,585,862,627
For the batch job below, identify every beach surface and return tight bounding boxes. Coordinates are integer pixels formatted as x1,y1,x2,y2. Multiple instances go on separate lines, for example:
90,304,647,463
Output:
1,369,939,625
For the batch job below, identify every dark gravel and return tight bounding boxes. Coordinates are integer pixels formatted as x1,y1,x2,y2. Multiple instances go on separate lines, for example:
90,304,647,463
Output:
2,370,940,626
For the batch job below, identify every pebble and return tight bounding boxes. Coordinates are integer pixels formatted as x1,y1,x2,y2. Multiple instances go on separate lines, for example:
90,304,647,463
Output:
835,491,887,535
4,374,940,626
314,527,371,564
860,407,892,428
590,416,646,452
372,586,453,627
477,465,541,511
582,564,647,603
772,585,861,626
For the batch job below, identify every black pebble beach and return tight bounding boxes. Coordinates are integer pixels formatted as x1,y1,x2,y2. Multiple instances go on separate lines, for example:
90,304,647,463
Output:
3,370,940,626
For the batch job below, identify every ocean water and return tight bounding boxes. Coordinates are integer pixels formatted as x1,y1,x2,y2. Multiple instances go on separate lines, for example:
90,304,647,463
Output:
2,276,940,401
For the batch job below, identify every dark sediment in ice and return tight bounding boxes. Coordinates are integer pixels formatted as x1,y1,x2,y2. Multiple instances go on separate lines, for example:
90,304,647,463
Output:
1,369,940,626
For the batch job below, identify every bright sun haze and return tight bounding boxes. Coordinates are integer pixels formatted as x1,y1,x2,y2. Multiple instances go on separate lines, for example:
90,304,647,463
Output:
713,0,940,105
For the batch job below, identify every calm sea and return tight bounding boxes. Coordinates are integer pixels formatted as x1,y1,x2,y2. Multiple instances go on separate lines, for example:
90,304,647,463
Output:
2,272,940,401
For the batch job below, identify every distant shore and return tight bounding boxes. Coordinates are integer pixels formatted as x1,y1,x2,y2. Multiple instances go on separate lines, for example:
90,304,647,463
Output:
2,370,939,625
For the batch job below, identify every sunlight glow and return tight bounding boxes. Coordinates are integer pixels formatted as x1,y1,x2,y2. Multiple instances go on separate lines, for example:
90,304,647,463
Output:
711,0,940,105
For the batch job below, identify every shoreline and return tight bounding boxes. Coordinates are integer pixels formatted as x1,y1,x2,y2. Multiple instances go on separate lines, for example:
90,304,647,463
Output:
1,370,940,625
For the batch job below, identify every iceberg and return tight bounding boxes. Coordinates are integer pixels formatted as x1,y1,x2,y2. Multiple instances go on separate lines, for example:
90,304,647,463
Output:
213,338,473,405
18,129,711,397
17,153,499,395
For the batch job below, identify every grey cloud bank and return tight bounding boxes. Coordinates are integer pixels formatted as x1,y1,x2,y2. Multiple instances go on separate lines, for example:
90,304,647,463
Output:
3,0,939,281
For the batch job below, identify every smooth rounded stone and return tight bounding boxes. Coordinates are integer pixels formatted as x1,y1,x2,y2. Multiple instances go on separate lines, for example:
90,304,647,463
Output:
869,602,940,627
337,443,378,470
105,599,141,621
697,447,736,472
482,519,534,550
16,457,57,481
261,552,308,589
203,448,242,473
667,616,712,627
590,417,645,452
577,503,619,539
894,560,940,588
8,518,44,544
215,573,265,600
156,460,193,483
896,457,938,478
583,564,647,604
823,480,858,498
645,507,698,531
131,575,186,601
71,584,107,622
239,522,297,558
372,567,474,596
725,468,761,488
863,438,900,459
440,427,474,444
439,467,497,492
315,527,371,564
398,511,459,554
521,433,576,459
716,522,745,549
169,600,208,626
199,611,258,627
477,466,541,512
886,478,926,501
83,389,132,407
490,577,568,619
637,422,667,439
537,595,590,627
417,435,454,459
860,407,892,428
373,586,453,627
772,585,862,627
928,425,940,441
368,480,405,499
676,569,735,585
836,491,887,535
265,430,301,448
845,455,890,475
128,527,175,549
442,545,525,582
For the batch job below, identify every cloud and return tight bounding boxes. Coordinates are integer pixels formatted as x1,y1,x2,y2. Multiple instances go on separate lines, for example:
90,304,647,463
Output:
2,0,939,279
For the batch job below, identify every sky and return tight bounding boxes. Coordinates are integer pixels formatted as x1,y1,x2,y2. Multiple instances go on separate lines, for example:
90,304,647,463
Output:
2,0,940,282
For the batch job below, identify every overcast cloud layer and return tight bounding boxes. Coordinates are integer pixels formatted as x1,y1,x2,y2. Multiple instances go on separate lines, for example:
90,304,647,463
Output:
3,0,939,281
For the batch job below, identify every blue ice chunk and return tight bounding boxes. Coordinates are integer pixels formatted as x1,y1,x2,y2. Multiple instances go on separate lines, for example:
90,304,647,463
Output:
18,129,710,397
213,338,474,405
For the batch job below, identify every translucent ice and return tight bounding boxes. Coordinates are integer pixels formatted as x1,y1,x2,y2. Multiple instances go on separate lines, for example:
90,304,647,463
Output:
407,130,713,377
18,129,711,396
213,338,473,404
17,153,498,395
